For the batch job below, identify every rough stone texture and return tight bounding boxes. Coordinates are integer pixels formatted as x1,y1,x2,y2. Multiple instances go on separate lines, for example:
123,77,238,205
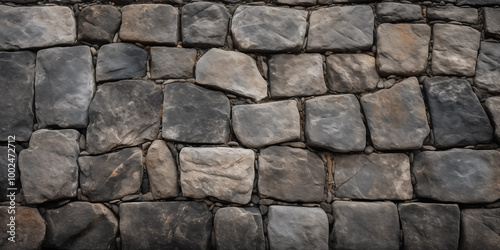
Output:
180,147,255,204
307,6,374,52
43,202,118,250
485,8,500,39
326,54,379,93
399,203,460,250
412,149,500,203
78,5,121,44
485,97,500,141
276,0,316,5
331,201,399,250
18,129,80,204
182,2,229,47
376,3,422,23
424,77,493,148
35,46,94,128
150,47,197,79
0,206,45,250
96,43,147,83
0,6,76,50
475,41,500,94
232,100,300,148
268,206,328,250
120,202,212,250
86,80,162,154
460,208,500,249
361,77,430,150
432,24,481,76
231,6,308,52
0,51,35,141
269,53,327,98
215,208,265,250
162,82,230,144
119,4,179,45
457,0,500,6
305,95,366,152
145,140,179,199
376,23,430,76
427,6,478,24
79,147,143,202
196,48,268,101
0,147,19,202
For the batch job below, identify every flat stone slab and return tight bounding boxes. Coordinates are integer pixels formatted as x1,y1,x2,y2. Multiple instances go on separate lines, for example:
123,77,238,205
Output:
78,5,121,44
86,80,162,154
195,48,267,101
427,6,478,24
307,6,374,52
485,97,500,141
182,2,229,47
145,140,179,199
268,206,328,250
150,47,197,79
180,147,255,204
460,208,500,249
475,42,500,94
0,206,45,250
305,95,366,152
361,77,429,150
0,6,76,50
376,3,422,23
120,202,212,250
276,0,316,5
326,54,379,93
232,100,300,148
485,8,500,39
413,149,500,203
231,6,307,52
96,43,147,83
215,207,265,250
424,77,493,148
162,82,230,144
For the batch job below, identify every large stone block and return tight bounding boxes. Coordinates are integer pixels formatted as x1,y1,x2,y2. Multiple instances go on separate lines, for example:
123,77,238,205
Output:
475,41,500,94
427,6,478,24
78,5,121,44
484,8,500,39
460,208,500,249
150,47,197,79
96,43,147,83
215,208,265,250
376,3,422,23
145,140,179,199
182,2,229,47
326,54,379,93
457,0,500,6
0,207,45,250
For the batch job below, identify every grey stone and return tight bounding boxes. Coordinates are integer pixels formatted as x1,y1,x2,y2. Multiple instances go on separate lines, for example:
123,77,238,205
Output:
305,95,366,152
398,203,460,250
361,77,429,150
96,43,147,83
231,6,308,52
182,2,229,47
232,100,300,148
427,6,478,24
485,8,500,39
275,0,316,5
269,53,327,98
215,207,265,250
0,206,45,250
18,129,80,204
180,147,255,204
162,82,230,144
268,206,328,250
0,6,76,50
43,202,118,250
457,0,500,6
475,41,500,94
35,46,94,128
120,202,212,250
412,149,500,203
258,146,325,202
325,54,379,93
0,147,19,202
145,140,179,199
195,48,267,101
331,201,399,250
150,47,197,79
485,97,500,141
86,80,162,154
307,6,374,52
460,208,500,249
79,147,143,202
424,77,493,148
0,51,35,141
376,3,422,23
78,5,121,44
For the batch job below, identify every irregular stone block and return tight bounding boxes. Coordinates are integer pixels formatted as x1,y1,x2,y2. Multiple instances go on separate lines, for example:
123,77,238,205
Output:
78,5,121,44
182,2,229,47
0,207,45,250
326,54,379,93
376,3,422,23
96,43,147,83
150,47,197,79
460,208,500,249
427,6,478,24
485,97,500,141
457,0,500,6
485,8,500,39
475,41,500,94
276,0,316,5
145,140,179,199
0,147,19,202
215,208,265,250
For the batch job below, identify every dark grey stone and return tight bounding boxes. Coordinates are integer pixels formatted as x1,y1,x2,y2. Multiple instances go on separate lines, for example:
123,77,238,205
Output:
427,6,478,24
0,206,45,250
485,8,500,39
457,0,500,6
145,140,179,199
182,2,229,48
0,147,19,202
78,5,121,44
150,47,197,79
215,207,265,250
276,0,316,5
485,97,500,141
376,3,422,23
326,54,379,93
96,43,147,83
460,208,500,249
475,41,500,94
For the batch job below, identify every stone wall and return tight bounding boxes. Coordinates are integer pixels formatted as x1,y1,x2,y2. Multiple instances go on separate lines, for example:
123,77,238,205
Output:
0,0,500,249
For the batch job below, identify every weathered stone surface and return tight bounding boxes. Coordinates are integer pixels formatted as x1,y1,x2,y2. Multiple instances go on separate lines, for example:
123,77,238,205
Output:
0,6,76,50
331,201,399,250
44,202,118,250
485,8,500,39
232,100,300,148
457,0,500,6
119,4,179,45
427,6,478,24
145,140,179,199
276,0,316,5
120,202,212,250
305,95,366,152
35,46,94,128
19,129,79,204
424,77,493,148
307,6,374,52
180,147,255,204
326,54,379,93
78,5,121,44
268,206,328,250
361,77,429,150
0,147,19,202
376,3,422,23
150,47,197,79
485,97,500,141
0,51,35,141
0,206,45,250
413,149,500,203
79,147,143,202
475,42,500,94
215,207,265,250
376,23,430,76
231,6,308,52
399,203,460,250
195,48,267,101
162,82,230,144
96,43,147,83
182,2,229,47
269,53,327,98
460,208,500,249
86,80,162,154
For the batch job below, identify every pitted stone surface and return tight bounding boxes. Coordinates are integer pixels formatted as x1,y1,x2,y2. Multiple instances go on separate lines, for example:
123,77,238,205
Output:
78,5,121,44
150,47,197,79
326,54,379,93
96,43,147,83
182,2,229,47
0,206,45,250
460,208,500,249
427,6,478,24
215,207,266,250
485,97,500,141
475,42,500,94
485,8,500,39
145,140,179,199
376,3,422,23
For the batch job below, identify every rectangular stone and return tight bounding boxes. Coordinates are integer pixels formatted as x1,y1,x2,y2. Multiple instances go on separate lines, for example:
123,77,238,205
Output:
427,6,478,24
